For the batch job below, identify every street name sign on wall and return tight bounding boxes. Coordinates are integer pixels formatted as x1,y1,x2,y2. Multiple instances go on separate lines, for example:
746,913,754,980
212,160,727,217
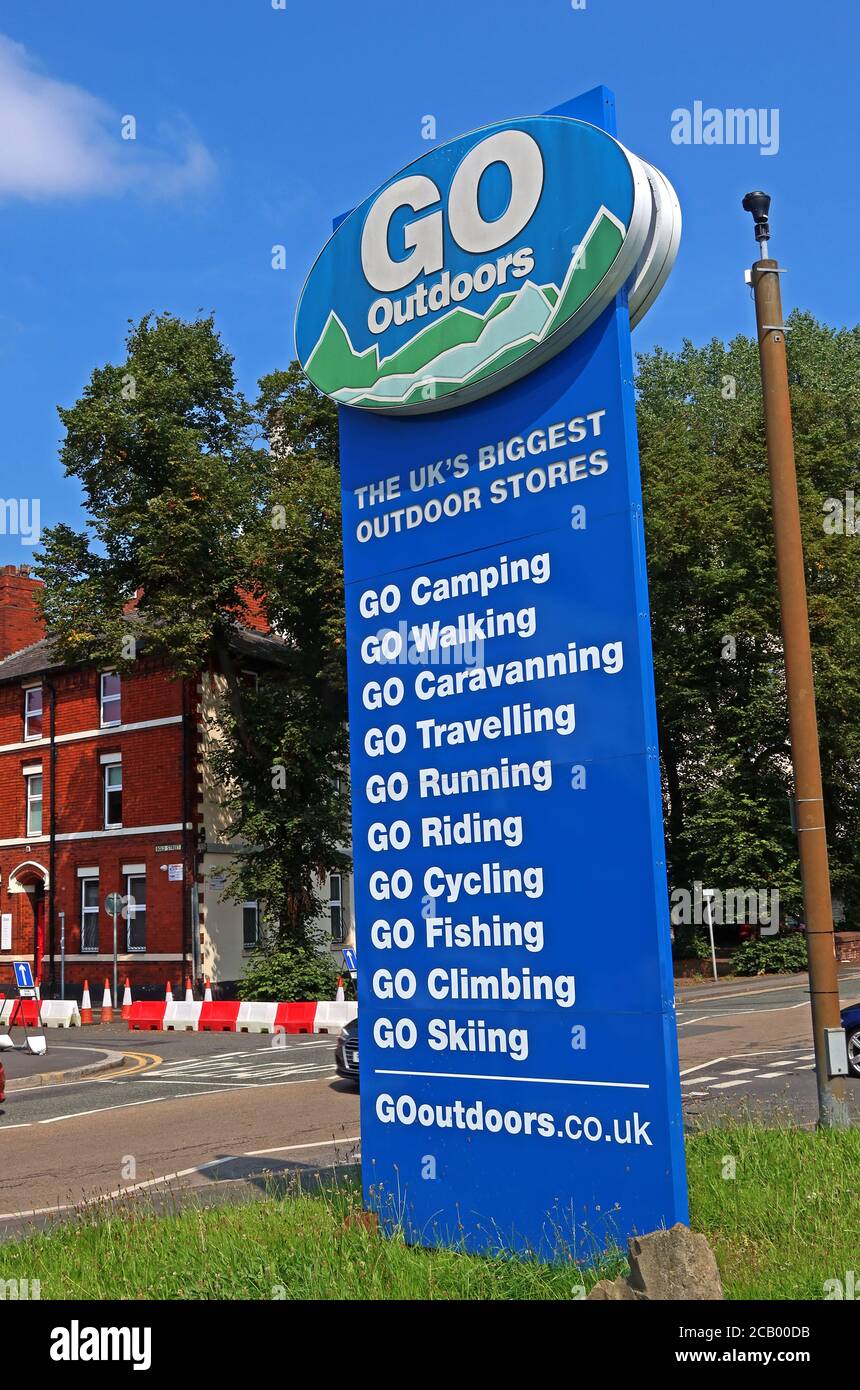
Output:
297,86,688,1256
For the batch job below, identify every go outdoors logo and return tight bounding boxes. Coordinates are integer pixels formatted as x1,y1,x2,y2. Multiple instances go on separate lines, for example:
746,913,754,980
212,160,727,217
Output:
295,116,681,414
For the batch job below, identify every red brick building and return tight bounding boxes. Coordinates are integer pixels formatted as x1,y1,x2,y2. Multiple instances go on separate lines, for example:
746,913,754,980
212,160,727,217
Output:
0,565,346,1001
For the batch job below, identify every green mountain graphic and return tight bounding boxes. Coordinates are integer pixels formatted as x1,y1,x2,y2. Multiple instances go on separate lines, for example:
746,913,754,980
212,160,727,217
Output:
305,205,625,408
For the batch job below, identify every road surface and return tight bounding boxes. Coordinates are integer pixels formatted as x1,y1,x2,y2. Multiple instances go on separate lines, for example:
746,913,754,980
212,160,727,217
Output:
0,970,858,1232
0,1030,359,1235
676,966,860,1123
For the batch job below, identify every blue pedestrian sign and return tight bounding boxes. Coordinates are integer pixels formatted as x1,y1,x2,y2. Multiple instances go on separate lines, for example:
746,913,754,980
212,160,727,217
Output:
299,86,687,1258
14,961,34,991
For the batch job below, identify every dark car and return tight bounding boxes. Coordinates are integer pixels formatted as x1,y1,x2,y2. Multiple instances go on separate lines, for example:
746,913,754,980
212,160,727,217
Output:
335,1015,359,1086
842,1003,860,1078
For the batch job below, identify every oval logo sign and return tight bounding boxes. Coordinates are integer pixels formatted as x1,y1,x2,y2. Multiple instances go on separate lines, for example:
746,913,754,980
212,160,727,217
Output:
295,116,678,414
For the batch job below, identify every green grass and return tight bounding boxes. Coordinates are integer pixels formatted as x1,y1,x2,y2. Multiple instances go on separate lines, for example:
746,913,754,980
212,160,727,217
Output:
0,1123,857,1299
0,1183,625,1301
686,1120,860,1300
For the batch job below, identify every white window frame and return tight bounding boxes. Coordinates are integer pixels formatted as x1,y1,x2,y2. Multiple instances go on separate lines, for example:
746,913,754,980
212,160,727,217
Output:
100,672,121,727
104,760,122,828
329,874,345,943
125,871,146,952
25,770,43,837
80,875,99,952
24,685,43,741
242,900,260,952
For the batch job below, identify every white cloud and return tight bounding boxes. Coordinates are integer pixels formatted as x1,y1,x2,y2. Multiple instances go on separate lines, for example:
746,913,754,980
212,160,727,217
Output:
0,35,216,200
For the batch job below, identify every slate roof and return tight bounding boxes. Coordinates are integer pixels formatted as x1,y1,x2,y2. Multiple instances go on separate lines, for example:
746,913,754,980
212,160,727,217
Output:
0,623,292,685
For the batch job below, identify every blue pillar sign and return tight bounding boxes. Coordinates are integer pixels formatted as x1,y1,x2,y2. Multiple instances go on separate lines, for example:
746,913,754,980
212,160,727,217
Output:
297,89,688,1256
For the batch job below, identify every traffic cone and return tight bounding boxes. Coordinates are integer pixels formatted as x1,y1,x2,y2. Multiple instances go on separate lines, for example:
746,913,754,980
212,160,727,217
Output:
101,979,113,1024
184,977,194,1003
121,978,132,1020
80,980,93,1025
165,980,173,1003
335,976,345,1004
204,978,213,1002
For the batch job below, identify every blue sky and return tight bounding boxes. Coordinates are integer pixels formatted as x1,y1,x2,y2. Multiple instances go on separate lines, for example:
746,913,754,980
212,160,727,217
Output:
0,0,855,563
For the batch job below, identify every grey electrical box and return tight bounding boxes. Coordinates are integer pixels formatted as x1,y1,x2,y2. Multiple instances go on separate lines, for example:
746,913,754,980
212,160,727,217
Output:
825,1027,849,1078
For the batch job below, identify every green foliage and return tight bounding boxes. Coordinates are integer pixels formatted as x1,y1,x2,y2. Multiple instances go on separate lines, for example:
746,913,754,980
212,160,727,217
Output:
237,936,342,1002
638,312,860,917
209,362,350,938
35,315,348,944
730,931,809,976
36,312,264,674
671,929,713,961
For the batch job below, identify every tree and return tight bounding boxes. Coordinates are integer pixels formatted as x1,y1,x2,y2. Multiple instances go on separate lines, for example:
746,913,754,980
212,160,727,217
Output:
637,312,860,919
210,363,351,938
35,313,349,944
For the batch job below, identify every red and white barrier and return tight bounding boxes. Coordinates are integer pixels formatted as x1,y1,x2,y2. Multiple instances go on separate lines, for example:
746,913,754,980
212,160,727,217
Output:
237,1001,278,1034
164,1000,202,1031
127,998,356,1034
313,1001,356,1033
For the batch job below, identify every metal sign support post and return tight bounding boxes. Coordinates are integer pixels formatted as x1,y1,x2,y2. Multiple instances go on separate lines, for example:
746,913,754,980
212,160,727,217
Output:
111,900,118,1011
702,889,718,983
743,191,849,1129
105,892,125,1012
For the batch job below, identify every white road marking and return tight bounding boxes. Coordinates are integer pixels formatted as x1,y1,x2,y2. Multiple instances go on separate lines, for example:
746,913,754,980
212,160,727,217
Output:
0,1136,362,1221
678,1001,809,1027
677,971,860,1008
680,1045,812,1076
1,1072,339,1130
245,1137,359,1157
137,1065,336,1086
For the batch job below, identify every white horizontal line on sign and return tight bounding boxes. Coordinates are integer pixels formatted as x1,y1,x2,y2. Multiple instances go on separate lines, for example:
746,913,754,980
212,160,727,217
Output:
375,1069,649,1089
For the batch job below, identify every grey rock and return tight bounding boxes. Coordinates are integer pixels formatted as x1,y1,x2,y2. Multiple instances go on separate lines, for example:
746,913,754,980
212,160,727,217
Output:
586,1276,644,1300
586,1224,723,1301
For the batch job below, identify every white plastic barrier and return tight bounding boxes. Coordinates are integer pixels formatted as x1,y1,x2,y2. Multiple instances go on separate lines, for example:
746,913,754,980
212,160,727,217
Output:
163,1000,203,1032
236,1001,278,1033
40,1000,81,1028
313,1001,357,1033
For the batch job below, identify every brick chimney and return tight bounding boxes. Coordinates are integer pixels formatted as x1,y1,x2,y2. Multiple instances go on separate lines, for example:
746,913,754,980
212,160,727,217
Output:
235,588,271,634
0,565,45,661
